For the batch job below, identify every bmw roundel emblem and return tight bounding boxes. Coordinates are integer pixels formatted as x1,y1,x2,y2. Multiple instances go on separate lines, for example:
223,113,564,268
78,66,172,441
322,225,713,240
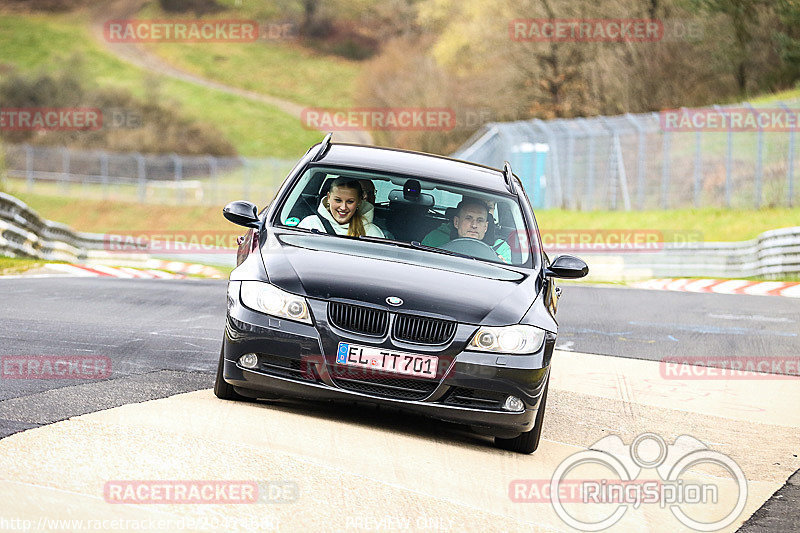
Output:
386,296,403,306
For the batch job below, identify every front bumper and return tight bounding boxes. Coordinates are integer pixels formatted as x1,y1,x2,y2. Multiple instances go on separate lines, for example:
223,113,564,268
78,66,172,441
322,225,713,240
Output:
222,298,553,438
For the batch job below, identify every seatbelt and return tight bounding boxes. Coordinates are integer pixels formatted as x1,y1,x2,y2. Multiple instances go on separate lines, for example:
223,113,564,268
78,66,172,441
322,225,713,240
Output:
492,239,509,263
316,214,337,235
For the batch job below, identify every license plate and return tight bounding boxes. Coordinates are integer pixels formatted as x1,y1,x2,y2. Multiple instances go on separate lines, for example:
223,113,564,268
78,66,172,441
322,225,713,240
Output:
336,342,439,379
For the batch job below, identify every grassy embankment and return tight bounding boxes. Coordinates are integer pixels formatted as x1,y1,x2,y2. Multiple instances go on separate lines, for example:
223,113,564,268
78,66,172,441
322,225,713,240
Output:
0,12,321,157
136,0,360,109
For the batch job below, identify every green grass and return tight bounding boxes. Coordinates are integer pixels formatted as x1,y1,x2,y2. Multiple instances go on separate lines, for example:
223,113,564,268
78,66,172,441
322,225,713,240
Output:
533,207,800,242
136,3,361,108
9,189,798,242
3,156,291,207
145,41,359,108
748,87,800,105
9,191,230,232
0,254,228,278
0,256,48,275
0,13,321,157
204,263,235,277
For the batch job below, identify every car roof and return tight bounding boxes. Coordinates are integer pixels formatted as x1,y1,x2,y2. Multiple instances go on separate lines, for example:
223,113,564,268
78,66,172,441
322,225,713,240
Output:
314,143,514,195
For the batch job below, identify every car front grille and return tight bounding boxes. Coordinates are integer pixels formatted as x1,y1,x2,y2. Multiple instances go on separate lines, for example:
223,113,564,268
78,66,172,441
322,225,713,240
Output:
328,302,388,337
392,314,456,345
443,387,507,410
330,370,438,401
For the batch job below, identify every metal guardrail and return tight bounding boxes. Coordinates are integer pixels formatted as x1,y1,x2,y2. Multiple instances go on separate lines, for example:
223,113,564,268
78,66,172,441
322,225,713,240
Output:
0,192,110,262
2,191,798,279
577,226,800,281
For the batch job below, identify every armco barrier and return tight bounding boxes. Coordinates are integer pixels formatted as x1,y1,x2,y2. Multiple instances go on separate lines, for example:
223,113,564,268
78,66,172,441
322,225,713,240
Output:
0,192,112,262
576,226,800,281
3,191,799,280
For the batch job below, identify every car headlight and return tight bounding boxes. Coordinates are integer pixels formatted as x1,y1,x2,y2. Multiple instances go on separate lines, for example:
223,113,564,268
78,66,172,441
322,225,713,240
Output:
467,325,545,354
240,281,312,324
227,281,240,312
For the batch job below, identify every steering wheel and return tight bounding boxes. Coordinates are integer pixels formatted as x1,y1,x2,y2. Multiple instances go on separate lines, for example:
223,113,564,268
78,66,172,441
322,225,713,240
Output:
440,238,499,261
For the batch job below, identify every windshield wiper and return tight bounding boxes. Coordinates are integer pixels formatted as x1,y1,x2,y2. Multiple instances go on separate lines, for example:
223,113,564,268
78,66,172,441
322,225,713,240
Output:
409,240,476,260
354,235,475,260
296,230,480,262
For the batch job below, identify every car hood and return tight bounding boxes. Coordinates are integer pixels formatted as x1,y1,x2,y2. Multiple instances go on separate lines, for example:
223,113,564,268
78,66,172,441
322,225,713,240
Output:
260,233,541,325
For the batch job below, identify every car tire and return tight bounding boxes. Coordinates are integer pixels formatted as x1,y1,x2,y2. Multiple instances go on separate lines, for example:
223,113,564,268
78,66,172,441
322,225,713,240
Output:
213,346,249,401
493,376,549,454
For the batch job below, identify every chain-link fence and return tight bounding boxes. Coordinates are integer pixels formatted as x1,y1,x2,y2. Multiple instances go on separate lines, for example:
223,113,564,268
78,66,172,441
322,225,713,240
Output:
453,100,800,211
6,98,800,212
1,144,296,206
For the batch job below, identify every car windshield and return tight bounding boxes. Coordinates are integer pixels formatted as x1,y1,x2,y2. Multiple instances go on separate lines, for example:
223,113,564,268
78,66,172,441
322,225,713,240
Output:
275,165,537,268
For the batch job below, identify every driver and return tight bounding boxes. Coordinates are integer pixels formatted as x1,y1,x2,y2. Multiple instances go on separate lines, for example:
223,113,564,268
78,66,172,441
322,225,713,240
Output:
424,198,511,262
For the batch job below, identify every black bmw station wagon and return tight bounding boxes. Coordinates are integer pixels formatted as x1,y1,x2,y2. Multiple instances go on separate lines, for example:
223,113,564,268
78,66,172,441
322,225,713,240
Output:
215,134,587,453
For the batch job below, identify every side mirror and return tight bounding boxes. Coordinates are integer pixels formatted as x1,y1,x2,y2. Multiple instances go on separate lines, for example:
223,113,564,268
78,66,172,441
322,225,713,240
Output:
223,201,260,228
544,255,589,279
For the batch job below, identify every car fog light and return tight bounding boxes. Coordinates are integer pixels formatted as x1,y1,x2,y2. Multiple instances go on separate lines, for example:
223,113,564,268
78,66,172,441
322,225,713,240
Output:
503,395,524,412
239,353,259,369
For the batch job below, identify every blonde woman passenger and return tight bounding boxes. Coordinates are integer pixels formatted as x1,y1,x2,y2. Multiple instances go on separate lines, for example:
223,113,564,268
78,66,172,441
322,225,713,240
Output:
298,177,385,238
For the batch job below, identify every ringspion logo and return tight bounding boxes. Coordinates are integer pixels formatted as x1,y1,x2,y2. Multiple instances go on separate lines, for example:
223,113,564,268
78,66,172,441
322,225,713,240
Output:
513,433,747,531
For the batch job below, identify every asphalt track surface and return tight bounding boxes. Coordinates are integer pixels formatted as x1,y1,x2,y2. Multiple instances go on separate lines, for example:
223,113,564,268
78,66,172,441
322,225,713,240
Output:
0,277,798,531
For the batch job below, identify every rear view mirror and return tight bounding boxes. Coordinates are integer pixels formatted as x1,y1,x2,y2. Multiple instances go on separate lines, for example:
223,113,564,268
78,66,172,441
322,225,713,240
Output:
223,201,260,228
544,255,589,279
388,189,434,207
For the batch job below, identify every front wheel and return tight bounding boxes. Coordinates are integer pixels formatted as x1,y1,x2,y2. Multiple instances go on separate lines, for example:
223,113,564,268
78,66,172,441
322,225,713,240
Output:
493,376,549,454
213,346,249,401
